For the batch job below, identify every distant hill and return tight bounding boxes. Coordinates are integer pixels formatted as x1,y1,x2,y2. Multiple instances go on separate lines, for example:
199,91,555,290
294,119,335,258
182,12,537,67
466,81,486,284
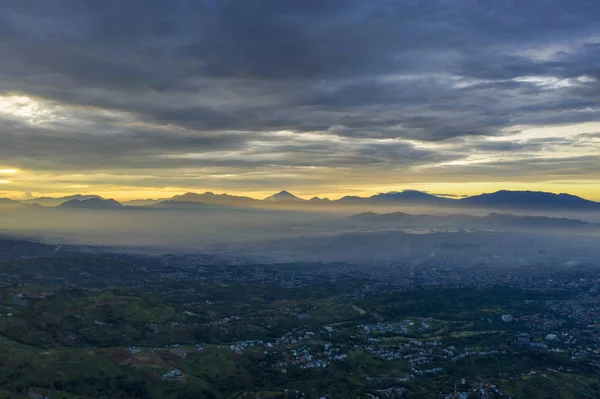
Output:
122,198,166,206
0,236,61,258
459,190,600,210
373,190,453,205
25,194,103,207
170,192,260,207
58,198,123,209
152,200,208,209
482,212,590,228
263,191,305,202
339,190,454,206
352,211,593,229
0,198,29,209
0,198,18,205
309,196,331,203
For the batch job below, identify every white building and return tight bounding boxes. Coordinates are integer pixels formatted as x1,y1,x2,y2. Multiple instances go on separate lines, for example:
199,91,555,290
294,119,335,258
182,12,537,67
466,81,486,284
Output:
546,333,557,341
501,315,514,322
163,369,184,380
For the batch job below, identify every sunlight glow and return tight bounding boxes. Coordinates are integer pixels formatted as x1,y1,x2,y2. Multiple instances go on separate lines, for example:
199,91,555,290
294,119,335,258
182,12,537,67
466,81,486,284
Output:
0,94,54,124
509,122,600,140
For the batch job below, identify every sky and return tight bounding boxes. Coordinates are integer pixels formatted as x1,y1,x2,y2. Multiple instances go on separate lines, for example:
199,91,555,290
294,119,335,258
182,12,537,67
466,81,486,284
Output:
1,0,599,201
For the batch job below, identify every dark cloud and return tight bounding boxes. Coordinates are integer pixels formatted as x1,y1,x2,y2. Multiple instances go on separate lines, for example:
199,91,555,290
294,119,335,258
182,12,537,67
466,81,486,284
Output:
0,118,247,170
0,115,459,172
1,0,599,188
470,141,544,152
578,132,600,139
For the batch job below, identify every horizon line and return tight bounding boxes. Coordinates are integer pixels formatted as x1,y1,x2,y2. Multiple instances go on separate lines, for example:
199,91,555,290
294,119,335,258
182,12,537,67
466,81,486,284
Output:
6,188,598,204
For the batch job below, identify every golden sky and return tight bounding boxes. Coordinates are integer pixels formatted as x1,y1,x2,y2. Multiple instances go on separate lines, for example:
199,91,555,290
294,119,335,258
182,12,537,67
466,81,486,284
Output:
1,99,599,201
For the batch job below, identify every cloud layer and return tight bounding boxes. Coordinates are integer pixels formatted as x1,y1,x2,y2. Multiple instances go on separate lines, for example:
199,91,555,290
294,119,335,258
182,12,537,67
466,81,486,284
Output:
0,0,599,197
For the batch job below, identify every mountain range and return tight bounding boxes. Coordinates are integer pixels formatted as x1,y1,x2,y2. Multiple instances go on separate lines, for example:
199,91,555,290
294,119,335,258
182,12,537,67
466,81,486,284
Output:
2,189,600,212
22,194,102,207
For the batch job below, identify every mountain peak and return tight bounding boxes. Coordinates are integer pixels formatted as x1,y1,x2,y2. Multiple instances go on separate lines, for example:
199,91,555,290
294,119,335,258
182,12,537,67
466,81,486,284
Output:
309,196,331,202
263,191,305,202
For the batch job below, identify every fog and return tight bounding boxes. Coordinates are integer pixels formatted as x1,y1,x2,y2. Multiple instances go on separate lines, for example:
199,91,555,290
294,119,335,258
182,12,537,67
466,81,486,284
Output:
0,204,599,266
0,206,343,249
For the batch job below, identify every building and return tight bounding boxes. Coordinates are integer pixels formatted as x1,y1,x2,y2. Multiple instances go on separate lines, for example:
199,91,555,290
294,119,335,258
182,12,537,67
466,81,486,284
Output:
546,333,557,341
502,315,514,322
514,333,532,345
163,369,184,380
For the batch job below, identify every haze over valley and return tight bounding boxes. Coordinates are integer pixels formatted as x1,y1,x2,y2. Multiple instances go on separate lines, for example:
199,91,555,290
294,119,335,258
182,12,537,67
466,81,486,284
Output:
1,189,599,267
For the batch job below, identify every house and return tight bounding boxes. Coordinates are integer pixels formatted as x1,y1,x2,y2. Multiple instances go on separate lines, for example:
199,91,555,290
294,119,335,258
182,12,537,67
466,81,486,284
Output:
163,369,184,380
514,333,532,345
